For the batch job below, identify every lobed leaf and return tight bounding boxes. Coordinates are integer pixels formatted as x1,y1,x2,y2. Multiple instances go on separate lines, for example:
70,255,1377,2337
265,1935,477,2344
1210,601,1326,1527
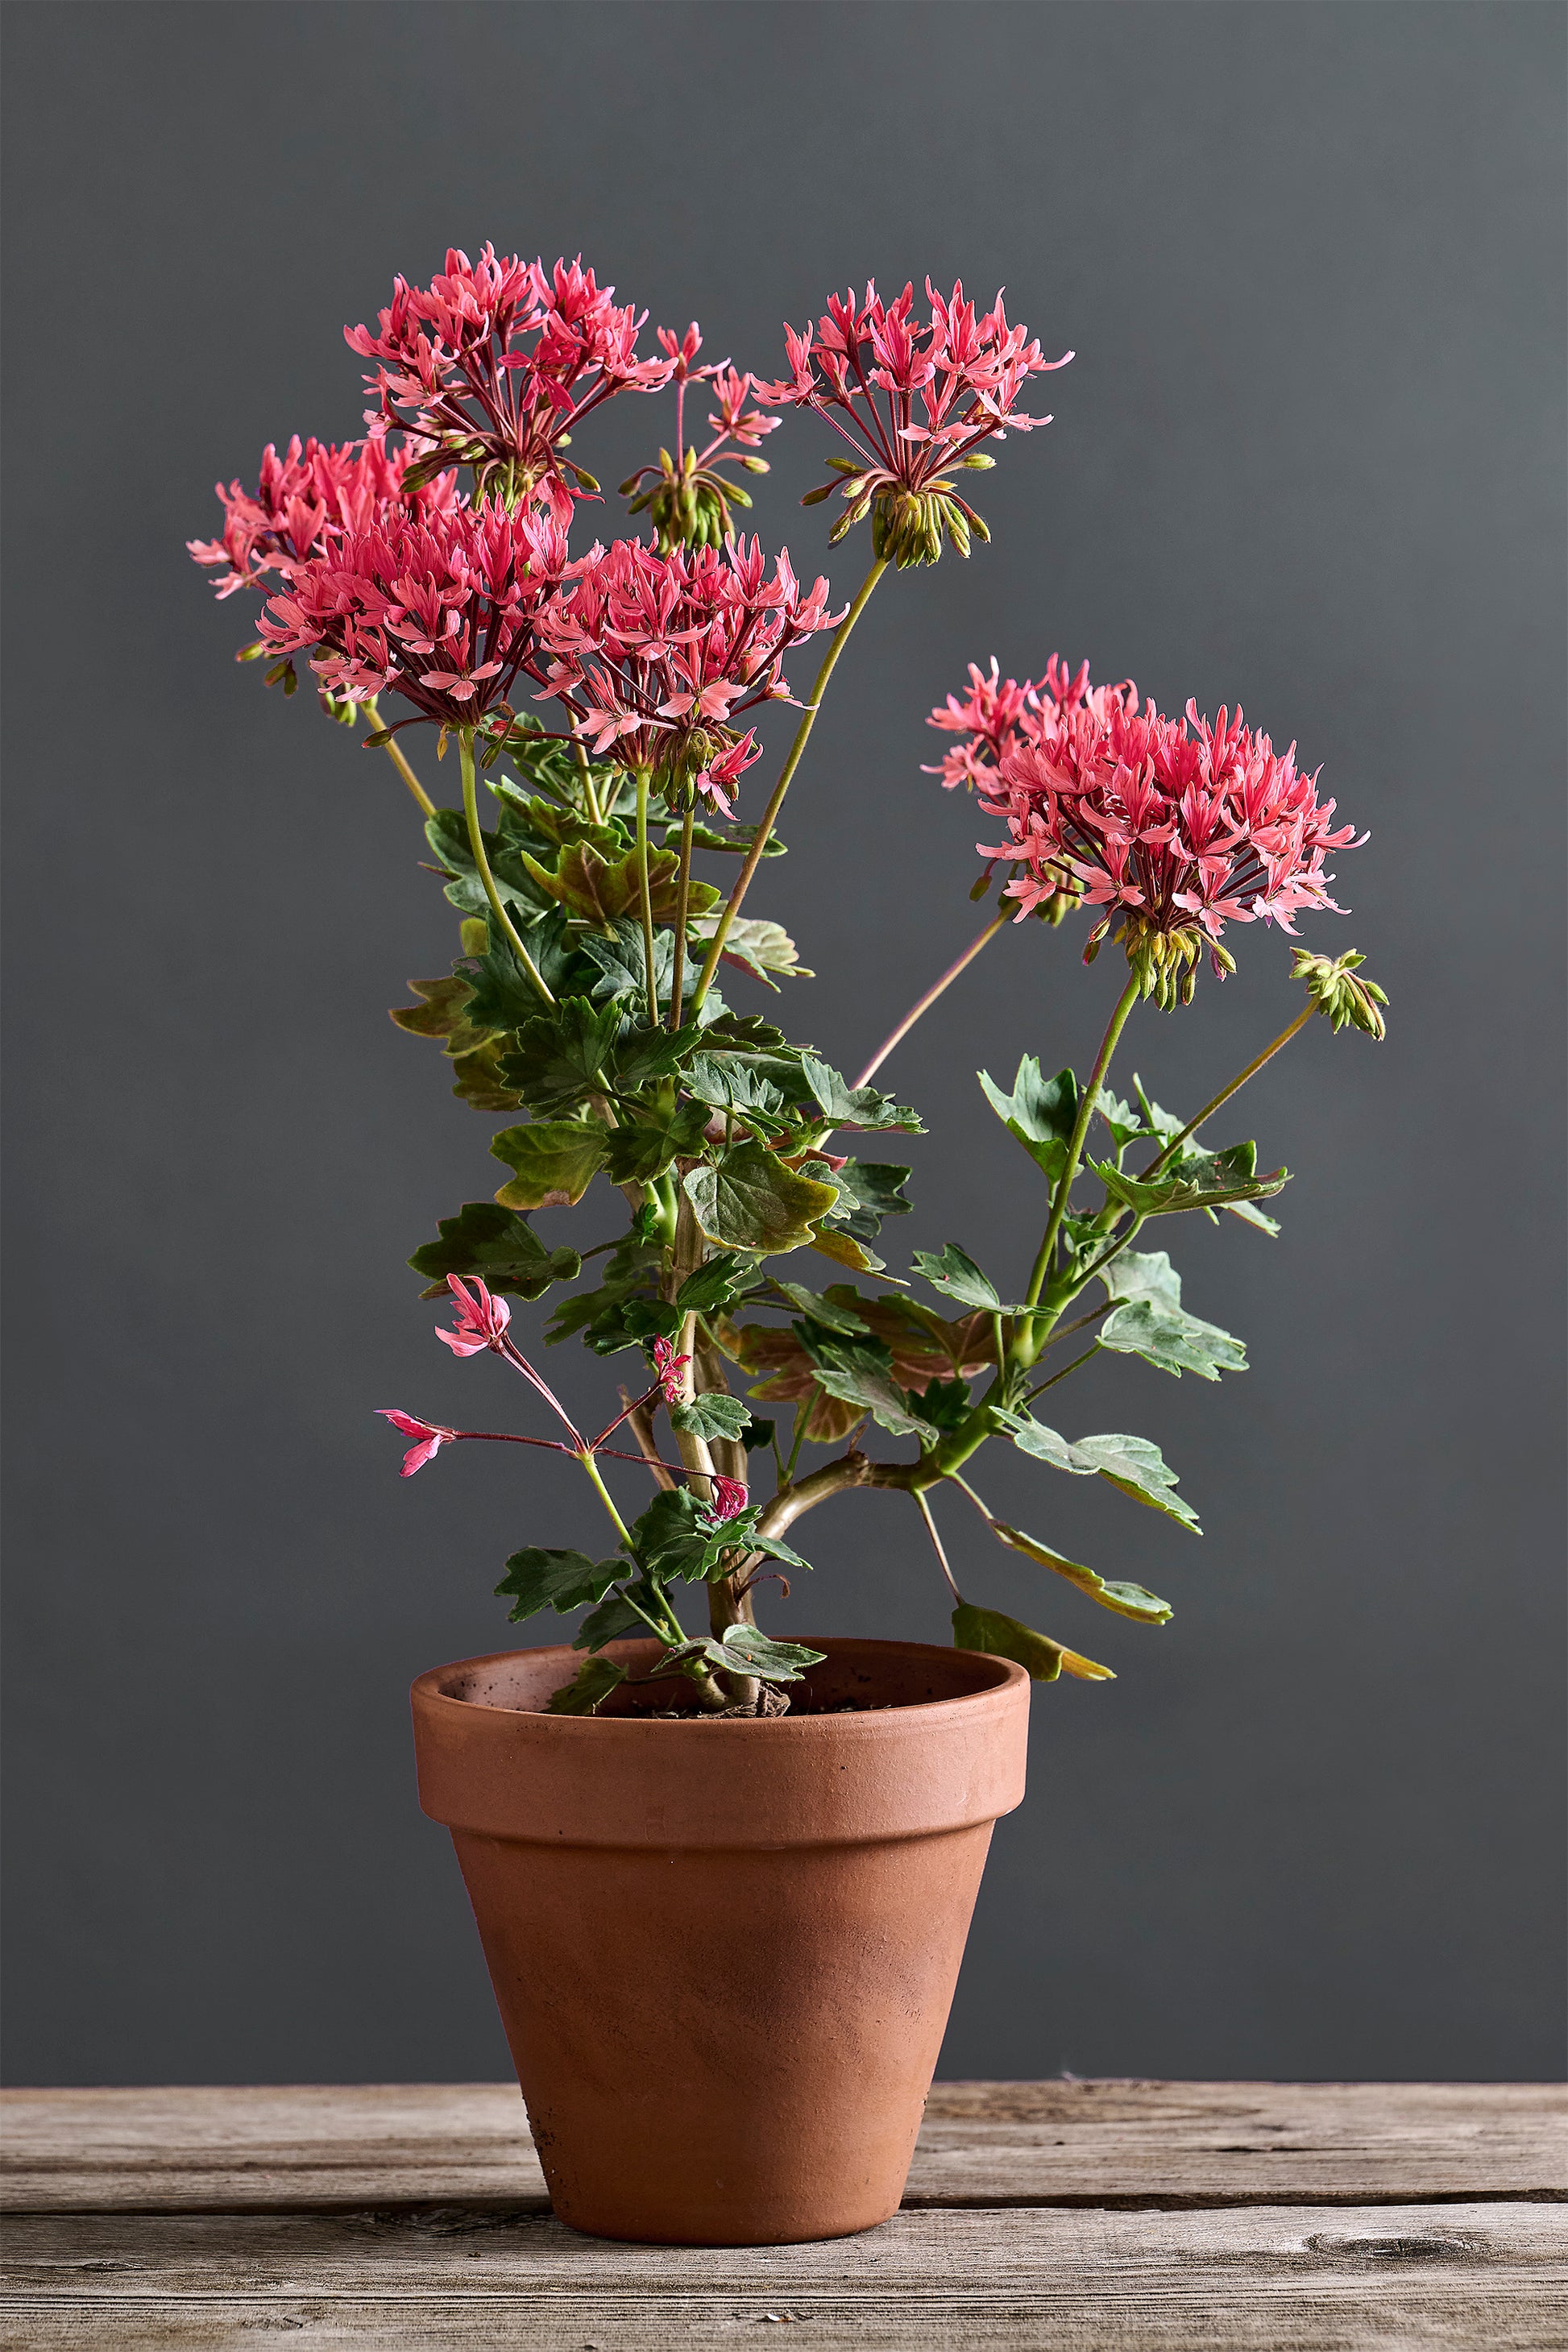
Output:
491,1118,610,1209
998,1413,1201,1532
409,1201,583,1302
977,1058,1079,1180
496,1547,624,1624
545,1655,628,1715
683,1143,842,1255
952,1603,1114,1683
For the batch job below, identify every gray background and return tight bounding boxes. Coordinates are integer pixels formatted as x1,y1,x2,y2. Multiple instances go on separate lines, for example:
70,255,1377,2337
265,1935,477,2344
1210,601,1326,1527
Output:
4,0,1563,2089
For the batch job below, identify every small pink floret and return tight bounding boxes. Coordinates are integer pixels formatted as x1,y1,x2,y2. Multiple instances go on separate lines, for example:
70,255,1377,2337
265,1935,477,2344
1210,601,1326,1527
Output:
437,1275,512,1356
377,1409,458,1476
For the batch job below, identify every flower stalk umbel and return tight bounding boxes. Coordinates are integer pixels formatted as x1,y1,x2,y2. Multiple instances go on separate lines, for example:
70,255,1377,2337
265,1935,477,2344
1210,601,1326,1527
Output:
194,244,1386,1714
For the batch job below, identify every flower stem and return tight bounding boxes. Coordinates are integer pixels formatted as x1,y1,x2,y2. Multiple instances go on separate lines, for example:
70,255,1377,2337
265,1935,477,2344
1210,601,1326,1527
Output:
1143,1002,1317,1178
915,1488,963,1604
573,735,604,828
576,1448,635,1549
633,769,659,1025
853,911,1009,1089
690,554,889,1011
669,802,695,1030
459,729,554,1005
1025,1342,1101,1400
1022,973,1142,1320
367,696,435,817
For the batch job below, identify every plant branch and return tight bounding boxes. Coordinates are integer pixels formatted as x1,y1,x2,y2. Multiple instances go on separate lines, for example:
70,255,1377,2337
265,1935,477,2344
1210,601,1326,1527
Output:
1143,1001,1317,1179
633,768,659,1025
1022,973,1142,1318
366,696,435,816
669,801,695,1029
459,728,554,1004
914,1488,963,1604
690,553,889,1010
1024,1342,1101,1400
853,911,1008,1089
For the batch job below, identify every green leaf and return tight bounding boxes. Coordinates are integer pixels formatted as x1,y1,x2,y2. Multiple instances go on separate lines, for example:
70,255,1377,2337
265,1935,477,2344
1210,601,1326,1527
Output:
682,818,787,858
426,807,554,927
987,1524,1172,1624
1093,1087,1148,1151
1098,1297,1248,1382
977,1059,1079,1180
799,1056,923,1133
449,1041,526,1113
670,1392,753,1442
490,1119,610,1209
545,1655,628,1715
917,1375,975,1434
767,1281,871,1334
808,1226,885,1274
682,1056,790,1116
463,940,557,1034
628,1488,704,1567
631,1491,811,1586
1226,1198,1282,1236
1095,1140,1289,1219
795,1329,940,1444
390,975,485,1051
674,1251,764,1316
952,1603,1115,1683
693,915,813,987
683,1143,842,1255
1098,1248,1184,1311
575,1588,657,1651
741,1417,776,1453
495,1547,624,1624
998,1414,1201,1533
708,1626,825,1682
912,1243,1022,1314
812,1159,912,1242
601,1100,711,1186
502,997,622,1112
409,1201,583,1302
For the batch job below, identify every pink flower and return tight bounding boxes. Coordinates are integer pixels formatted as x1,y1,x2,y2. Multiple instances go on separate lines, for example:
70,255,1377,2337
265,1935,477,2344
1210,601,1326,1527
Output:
965,656,1367,994
651,1336,691,1404
345,247,674,521
534,537,841,810
258,499,566,729
709,1476,749,1521
436,1275,512,1356
188,435,460,601
377,1409,458,1476
760,279,1071,566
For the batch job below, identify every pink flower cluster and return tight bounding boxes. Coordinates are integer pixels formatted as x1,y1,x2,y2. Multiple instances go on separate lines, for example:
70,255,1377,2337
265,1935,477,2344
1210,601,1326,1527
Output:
188,435,460,600
346,247,674,521
762,280,1071,554
537,536,843,809
952,656,1363,957
257,500,567,727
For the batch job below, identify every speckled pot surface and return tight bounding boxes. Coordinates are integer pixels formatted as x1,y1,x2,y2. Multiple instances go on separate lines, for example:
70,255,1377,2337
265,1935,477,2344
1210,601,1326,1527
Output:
411,1634,1030,2246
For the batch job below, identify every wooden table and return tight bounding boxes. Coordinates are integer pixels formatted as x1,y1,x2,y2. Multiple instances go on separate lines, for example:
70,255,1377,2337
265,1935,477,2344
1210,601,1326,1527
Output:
2,2080,1564,2346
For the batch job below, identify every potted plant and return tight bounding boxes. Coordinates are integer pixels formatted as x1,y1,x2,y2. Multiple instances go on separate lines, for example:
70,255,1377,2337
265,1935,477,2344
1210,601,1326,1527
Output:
192,247,1386,2246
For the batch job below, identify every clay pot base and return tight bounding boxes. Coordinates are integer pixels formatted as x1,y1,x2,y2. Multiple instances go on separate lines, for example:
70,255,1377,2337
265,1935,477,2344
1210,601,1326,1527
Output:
412,1636,1030,2245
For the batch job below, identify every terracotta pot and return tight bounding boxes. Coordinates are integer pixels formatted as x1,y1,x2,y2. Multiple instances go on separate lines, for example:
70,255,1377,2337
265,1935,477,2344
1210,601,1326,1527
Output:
411,1634,1029,2246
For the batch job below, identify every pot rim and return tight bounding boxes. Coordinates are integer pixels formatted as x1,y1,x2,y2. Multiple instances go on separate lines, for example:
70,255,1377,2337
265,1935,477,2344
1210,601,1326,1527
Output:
413,1633,1028,1732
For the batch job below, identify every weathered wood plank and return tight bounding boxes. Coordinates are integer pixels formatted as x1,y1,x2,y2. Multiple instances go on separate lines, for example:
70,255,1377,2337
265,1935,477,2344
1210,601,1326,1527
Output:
3,2081,1562,2214
3,2202,1565,2350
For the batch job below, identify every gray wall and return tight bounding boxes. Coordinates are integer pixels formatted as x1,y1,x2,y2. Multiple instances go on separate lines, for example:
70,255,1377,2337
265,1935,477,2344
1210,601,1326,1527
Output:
4,0,1563,2088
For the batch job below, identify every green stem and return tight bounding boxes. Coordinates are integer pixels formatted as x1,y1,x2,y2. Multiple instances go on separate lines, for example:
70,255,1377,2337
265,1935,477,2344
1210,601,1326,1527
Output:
853,911,1008,1089
669,801,695,1031
1143,1002,1317,1179
573,735,604,828
1025,1342,1101,1401
576,1449,635,1549
914,1489,963,1604
366,697,435,817
633,769,659,1025
460,729,554,1005
1022,973,1142,1317
691,554,889,1011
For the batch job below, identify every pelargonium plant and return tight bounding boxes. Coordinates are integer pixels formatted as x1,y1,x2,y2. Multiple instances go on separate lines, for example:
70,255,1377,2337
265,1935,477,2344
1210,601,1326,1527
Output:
193,246,1386,1719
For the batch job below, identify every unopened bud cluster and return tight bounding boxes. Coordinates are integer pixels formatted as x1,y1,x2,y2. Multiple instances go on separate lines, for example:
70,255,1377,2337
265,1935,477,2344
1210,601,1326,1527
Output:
622,444,768,555
1085,914,1237,1009
1291,948,1388,1039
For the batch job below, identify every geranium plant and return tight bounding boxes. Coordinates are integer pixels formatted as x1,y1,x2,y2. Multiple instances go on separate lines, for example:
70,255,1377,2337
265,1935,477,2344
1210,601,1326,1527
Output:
193,247,1385,1721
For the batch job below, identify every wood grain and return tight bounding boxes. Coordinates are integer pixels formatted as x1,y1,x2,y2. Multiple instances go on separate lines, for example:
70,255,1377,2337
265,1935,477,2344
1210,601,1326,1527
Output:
3,2201,1565,2350
4,2080,1563,2214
